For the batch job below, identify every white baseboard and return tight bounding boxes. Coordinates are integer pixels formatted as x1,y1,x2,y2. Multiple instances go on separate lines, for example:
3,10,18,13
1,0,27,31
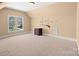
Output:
0,32,27,39
45,34,76,41
0,33,76,42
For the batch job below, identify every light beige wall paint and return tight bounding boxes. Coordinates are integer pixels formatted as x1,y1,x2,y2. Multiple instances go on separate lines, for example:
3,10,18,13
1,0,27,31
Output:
76,3,79,51
28,2,77,38
0,8,31,36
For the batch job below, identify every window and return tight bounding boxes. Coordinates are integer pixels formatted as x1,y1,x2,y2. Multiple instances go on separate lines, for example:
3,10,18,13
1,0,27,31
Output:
8,16,24,32
17,16,23,31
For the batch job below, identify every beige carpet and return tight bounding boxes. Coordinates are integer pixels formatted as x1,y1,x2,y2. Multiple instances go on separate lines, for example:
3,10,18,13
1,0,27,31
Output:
0,34,78,56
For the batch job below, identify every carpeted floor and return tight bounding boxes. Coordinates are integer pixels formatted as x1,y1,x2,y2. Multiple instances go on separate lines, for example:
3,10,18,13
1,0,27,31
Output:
0,34,78,56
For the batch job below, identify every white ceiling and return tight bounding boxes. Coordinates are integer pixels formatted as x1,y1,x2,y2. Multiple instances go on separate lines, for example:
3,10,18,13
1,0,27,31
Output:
4,2,56,12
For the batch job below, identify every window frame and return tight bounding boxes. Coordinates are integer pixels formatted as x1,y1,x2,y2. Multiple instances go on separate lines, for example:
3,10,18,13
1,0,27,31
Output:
8,15,24,33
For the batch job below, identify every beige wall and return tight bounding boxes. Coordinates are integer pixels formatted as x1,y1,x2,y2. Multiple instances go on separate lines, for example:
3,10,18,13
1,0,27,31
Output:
28,2,77,38
0,8,31,36
0,3,77,39
77,3,79,51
